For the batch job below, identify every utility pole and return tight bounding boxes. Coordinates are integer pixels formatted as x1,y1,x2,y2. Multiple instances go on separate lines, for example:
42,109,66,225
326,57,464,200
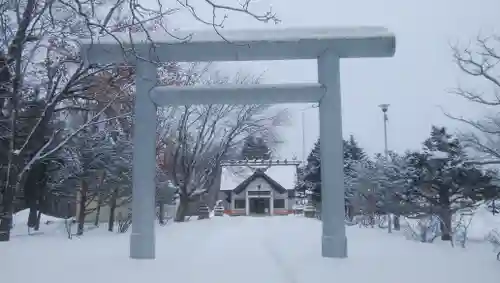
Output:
302,110,306,162
378,104,392,233
300,104,318,162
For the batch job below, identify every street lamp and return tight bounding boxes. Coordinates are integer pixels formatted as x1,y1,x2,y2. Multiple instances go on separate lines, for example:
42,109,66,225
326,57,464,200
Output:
300,104,319,162
378,104,392,233
378,104,389,158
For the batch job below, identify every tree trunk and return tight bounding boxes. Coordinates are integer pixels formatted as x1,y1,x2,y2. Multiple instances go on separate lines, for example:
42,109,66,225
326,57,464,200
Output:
393,215,400,230
440,209,452,241
27,204,37,228
94,171,106,227
345,203,354,221
25,162,48,230
158,202,165,225
34,188,46,231
76,180,88,236
0,181,16,241
0,197,13,242
34,210,42,231
94,200,101,227
0,52,16,242
32,184,42,232
174,196,189,222
438,188,452,241
25,180,38,229
108,188,118,232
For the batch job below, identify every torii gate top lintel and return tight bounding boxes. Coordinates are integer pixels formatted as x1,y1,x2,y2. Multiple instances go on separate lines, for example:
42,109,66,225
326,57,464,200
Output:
80,26,395,64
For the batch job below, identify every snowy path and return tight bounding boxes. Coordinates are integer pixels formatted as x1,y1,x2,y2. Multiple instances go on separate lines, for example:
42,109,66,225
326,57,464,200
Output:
1,216,499,283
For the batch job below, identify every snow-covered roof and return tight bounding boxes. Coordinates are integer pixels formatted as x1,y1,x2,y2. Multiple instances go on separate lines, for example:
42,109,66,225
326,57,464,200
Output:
220,165,297,191
220,167,249,191
83,26,393,46
264,166,297,191
80,26,395,64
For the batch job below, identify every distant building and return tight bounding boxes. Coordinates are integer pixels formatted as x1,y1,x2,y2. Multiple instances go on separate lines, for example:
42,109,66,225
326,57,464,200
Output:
218,164,297,216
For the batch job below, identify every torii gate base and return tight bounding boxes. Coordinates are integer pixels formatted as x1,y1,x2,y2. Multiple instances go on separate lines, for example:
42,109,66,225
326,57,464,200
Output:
80,27,396,260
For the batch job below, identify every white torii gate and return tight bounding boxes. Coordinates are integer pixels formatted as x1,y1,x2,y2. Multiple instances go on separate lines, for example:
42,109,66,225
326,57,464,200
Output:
79,27,396,260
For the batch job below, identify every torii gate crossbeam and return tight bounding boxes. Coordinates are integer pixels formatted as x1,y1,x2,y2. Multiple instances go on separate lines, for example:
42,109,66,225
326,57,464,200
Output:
79,26,396,260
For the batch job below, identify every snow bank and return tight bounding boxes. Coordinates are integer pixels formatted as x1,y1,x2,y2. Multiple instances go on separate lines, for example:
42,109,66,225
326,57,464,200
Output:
11,209,70,237
13,209,66,225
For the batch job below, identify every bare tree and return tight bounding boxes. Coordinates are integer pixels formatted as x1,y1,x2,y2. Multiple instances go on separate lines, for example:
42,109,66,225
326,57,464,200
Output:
153,69,282,221
0,0,131,240
0,0,279,240
446,35,500,165
443,35,500,218
167,103,282,221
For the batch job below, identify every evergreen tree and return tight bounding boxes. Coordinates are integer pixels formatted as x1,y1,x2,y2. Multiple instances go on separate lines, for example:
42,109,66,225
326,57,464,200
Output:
50,128,133,234
406,126,499,240
343,135,367,219
297,135,367,218
346,135,367,161
304,140,321,203
369,151,411,229
240,135,271,160
18,99,61,229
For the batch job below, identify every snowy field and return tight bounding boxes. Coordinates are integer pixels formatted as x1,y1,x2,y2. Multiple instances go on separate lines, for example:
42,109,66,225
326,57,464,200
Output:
1,214,499,283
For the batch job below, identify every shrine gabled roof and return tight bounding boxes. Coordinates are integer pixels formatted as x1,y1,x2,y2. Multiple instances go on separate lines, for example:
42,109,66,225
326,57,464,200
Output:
220,164,297,192
232,169,287,195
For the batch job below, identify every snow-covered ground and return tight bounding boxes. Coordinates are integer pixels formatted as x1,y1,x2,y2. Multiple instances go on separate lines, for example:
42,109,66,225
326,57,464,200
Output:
467,205,500,241
10,209,73,237
1,215,499,283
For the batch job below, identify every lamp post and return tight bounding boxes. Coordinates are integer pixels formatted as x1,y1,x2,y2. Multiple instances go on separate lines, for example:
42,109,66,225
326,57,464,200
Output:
300,104,319,162
378,103,392,233
378,104,389,158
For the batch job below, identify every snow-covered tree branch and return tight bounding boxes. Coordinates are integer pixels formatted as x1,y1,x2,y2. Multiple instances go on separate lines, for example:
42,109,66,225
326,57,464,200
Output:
0,0,280,240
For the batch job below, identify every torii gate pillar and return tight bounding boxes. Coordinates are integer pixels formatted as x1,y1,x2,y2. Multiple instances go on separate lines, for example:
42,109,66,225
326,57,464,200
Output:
80,27,396,260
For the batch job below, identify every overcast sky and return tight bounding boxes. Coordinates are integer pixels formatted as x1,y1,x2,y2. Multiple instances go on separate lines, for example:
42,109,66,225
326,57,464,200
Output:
163,0,500,160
